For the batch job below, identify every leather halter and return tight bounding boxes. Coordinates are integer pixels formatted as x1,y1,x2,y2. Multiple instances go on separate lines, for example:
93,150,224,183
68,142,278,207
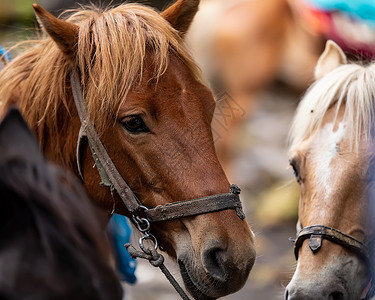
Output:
291,225,369,262
70,70,246,222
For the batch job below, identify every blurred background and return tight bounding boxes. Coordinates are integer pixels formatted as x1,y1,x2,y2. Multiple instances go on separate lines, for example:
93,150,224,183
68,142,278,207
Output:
1,0,374,299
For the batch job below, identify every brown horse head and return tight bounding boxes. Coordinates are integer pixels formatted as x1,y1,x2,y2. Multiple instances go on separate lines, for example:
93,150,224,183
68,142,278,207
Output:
0,1,255,298
286,41,374,299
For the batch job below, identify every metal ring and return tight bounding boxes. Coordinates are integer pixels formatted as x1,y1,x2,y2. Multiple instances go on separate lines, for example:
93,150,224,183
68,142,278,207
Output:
133,216,151,233
132,205,151,232
138,205,149,212
139,233,158,254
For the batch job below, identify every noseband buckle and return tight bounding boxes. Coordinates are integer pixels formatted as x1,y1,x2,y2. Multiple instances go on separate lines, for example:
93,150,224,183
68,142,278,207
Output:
309,234,322,253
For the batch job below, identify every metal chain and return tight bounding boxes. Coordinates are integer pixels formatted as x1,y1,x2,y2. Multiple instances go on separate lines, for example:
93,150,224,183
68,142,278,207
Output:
126,209,192,300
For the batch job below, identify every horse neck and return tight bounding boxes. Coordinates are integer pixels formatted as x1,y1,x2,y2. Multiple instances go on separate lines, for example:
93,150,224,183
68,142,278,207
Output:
0,53,80,172
31,92,80,172
41,106,81,172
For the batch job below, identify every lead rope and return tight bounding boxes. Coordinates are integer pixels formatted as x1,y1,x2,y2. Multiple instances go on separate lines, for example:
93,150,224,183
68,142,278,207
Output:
125,245,191,300
125,208,191,300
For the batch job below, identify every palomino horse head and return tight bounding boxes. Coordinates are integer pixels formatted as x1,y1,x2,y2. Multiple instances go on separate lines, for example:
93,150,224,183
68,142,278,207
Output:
285,41,374,299
0,1,255,298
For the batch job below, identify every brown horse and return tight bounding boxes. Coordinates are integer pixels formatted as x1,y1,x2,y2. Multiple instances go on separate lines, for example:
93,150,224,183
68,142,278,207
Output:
0,0,255,299
286,41,374,299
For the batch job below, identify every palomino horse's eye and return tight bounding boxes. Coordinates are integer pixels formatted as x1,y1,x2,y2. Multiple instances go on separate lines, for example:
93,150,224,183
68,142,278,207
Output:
289,160,301,183
121,115,150,134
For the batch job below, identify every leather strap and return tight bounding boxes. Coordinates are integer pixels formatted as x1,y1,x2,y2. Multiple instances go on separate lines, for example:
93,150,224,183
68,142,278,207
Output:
145,191,245,222
71,70,142,213
293,225,369,262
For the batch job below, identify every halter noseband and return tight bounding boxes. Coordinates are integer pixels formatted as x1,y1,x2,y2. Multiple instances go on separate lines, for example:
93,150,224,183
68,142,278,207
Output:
291,225,369,262
70,70,246,222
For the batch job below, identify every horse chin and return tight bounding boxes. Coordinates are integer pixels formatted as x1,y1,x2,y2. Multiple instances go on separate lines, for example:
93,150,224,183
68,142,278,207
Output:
178,259,217,300
286,254,369,299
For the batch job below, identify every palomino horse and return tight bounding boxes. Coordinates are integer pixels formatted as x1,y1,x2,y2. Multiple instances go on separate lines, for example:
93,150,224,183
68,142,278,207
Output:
0,0,255,299
0,108,123,299
286,41,374,299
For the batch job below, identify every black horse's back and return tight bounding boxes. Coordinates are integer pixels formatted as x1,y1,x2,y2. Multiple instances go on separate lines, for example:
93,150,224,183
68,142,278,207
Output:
0,108,123,300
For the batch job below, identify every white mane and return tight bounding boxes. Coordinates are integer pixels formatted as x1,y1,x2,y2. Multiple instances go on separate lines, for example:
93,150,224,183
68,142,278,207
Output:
289,62,375,151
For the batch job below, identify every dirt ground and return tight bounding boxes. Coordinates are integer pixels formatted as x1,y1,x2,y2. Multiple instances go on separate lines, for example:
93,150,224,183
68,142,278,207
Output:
124,86,301,300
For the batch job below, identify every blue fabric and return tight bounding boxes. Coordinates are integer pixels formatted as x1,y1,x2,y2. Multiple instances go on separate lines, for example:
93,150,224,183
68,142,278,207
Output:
0,45,11,61
307,0,375,23
107,214,137,284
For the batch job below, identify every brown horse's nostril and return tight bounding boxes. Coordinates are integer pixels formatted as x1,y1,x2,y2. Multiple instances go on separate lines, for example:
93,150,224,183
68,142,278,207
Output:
202,246,227,282
285,289,289,300
329,291,344,300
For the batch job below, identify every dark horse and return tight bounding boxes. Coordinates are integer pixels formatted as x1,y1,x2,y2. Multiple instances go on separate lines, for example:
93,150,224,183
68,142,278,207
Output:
0,108,123,299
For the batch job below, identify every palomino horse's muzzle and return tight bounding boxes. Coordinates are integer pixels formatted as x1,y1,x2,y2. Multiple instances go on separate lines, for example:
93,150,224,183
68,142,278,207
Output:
290,224,374,299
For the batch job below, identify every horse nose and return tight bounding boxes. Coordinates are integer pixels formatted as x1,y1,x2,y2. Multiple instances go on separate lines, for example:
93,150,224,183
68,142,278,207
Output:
329,291,344,300
202,245,227,282
285,287,346,300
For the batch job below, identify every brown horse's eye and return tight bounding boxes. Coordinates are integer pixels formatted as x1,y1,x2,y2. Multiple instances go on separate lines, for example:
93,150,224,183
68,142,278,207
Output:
121,115,150,134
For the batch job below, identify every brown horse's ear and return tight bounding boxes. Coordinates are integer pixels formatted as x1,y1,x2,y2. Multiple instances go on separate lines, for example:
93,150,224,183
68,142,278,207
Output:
32,4,79,59
161,0,199,36
315,40,347,80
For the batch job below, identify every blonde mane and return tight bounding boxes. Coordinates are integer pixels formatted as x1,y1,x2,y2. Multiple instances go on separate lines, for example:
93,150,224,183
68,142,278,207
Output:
289,62,375,151
0,3,201,159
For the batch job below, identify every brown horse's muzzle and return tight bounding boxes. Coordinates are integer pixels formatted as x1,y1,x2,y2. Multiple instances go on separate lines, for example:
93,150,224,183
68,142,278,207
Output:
176,211,255,300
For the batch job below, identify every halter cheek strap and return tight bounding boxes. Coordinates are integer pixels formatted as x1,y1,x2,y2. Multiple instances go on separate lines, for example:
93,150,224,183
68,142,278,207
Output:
70,69,246,221
71,70,142,213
